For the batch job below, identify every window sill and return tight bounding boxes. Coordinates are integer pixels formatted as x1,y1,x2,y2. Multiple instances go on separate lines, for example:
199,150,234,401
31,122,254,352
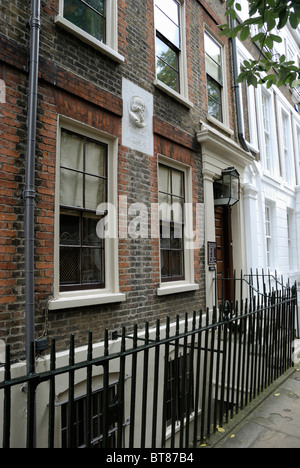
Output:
157,283,199,296
48,291,126,311
206,114,234,137
154,79,194,109
54,15,125,64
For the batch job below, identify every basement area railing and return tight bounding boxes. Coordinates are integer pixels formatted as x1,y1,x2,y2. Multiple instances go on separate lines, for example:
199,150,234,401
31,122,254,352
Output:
0,275,298,448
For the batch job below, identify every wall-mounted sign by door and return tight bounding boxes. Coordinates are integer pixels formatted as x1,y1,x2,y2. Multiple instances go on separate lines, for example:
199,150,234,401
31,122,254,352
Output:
208,242,217,265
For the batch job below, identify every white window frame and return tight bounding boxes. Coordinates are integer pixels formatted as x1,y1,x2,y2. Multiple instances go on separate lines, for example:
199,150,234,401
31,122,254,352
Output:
157,155,199,296
55,0,124,63
287,209,296,271
292,117,300,185
236,40,259,152
265,203,275,270
153,0,193,109
48,116,126,311
276,95,296,187
256,87,279,176
204,28,230,131
262,92,271,172
281,110,294,186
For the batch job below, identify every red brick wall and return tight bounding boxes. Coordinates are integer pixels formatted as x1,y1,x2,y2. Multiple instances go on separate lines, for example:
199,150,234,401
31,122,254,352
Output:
0,0,234,356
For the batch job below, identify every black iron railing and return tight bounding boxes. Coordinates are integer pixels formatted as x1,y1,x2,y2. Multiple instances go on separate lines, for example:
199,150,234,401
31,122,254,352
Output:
0,277,297,448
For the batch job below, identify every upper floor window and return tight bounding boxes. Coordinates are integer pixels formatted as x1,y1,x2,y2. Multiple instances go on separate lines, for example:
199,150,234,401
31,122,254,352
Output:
265,204,273,268
262,92,271,171
155,0,181,93
282,112,291,183
55,0,124,63
205,33,223,122
280,110,294,185
63,0,106,43
153,0,192,108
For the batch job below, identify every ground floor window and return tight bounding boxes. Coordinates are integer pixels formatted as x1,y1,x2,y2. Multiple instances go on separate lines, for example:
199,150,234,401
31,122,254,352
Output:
166,354,194,426
61,384,118,448
59,129,108,292
159,164,185,282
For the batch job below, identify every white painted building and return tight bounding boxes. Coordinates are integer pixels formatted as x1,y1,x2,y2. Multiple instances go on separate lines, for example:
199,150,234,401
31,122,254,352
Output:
236,20,300,294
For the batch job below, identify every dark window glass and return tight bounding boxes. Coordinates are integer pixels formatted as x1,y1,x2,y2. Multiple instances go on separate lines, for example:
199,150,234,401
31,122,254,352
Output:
155,0,181,93
166,354,194,426
205,33,223,122
64,0,106,43
207,76,223,122
61,385,118,448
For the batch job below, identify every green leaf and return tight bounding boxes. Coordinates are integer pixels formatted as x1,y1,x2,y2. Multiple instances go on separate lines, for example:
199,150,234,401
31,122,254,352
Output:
290,12,299,30
240,26,250,41
270,34,282,43
278,10,289,29
265,36,274,49
252,32,266,43
280,54,286,64
248,74,258,87
266,16,277,31
263,74,277,88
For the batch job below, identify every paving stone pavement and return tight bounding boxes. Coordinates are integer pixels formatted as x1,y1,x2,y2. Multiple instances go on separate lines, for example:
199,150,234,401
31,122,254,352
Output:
209,369,300,449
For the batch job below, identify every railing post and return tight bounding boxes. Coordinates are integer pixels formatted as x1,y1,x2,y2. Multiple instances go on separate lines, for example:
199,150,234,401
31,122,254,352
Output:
48,339,56,449
26,341,37,449
3,345,11,449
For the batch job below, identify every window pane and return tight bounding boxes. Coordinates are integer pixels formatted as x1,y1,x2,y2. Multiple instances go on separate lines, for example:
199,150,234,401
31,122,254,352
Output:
85,175,106,210
86,0,105,15
156,37,179,92
83,215,103,246
61,130,84,171
208,97,222,121
156,58,179,92
156,0,180,25
85,140,107,177
205,54,222,84
155,3,180,48
207,76,222,121
60,214,80,285
171,223,183,249
205,34,222,66
82,248,103,284
170,250,184,277
64,0,105,42
161,250,170,278
172,170,184,197
60,246,80,285
156,37,178,70
159,193,172,221
159,165,171,193
172,197,184,223
60,167,83,208
60,213,80,245
207,76,221,102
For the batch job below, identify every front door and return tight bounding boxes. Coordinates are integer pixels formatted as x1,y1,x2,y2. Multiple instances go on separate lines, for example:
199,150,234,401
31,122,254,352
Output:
214,206,234,304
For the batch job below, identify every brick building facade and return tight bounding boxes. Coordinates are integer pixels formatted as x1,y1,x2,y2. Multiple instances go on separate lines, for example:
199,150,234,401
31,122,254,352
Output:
0,0,251,359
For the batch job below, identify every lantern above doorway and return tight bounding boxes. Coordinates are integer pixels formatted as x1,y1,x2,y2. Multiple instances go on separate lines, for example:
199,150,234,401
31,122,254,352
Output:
214,167,240,207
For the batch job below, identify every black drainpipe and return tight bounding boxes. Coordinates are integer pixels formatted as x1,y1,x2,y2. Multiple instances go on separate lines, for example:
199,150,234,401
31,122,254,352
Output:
24,0,41,371
230,17,251,153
